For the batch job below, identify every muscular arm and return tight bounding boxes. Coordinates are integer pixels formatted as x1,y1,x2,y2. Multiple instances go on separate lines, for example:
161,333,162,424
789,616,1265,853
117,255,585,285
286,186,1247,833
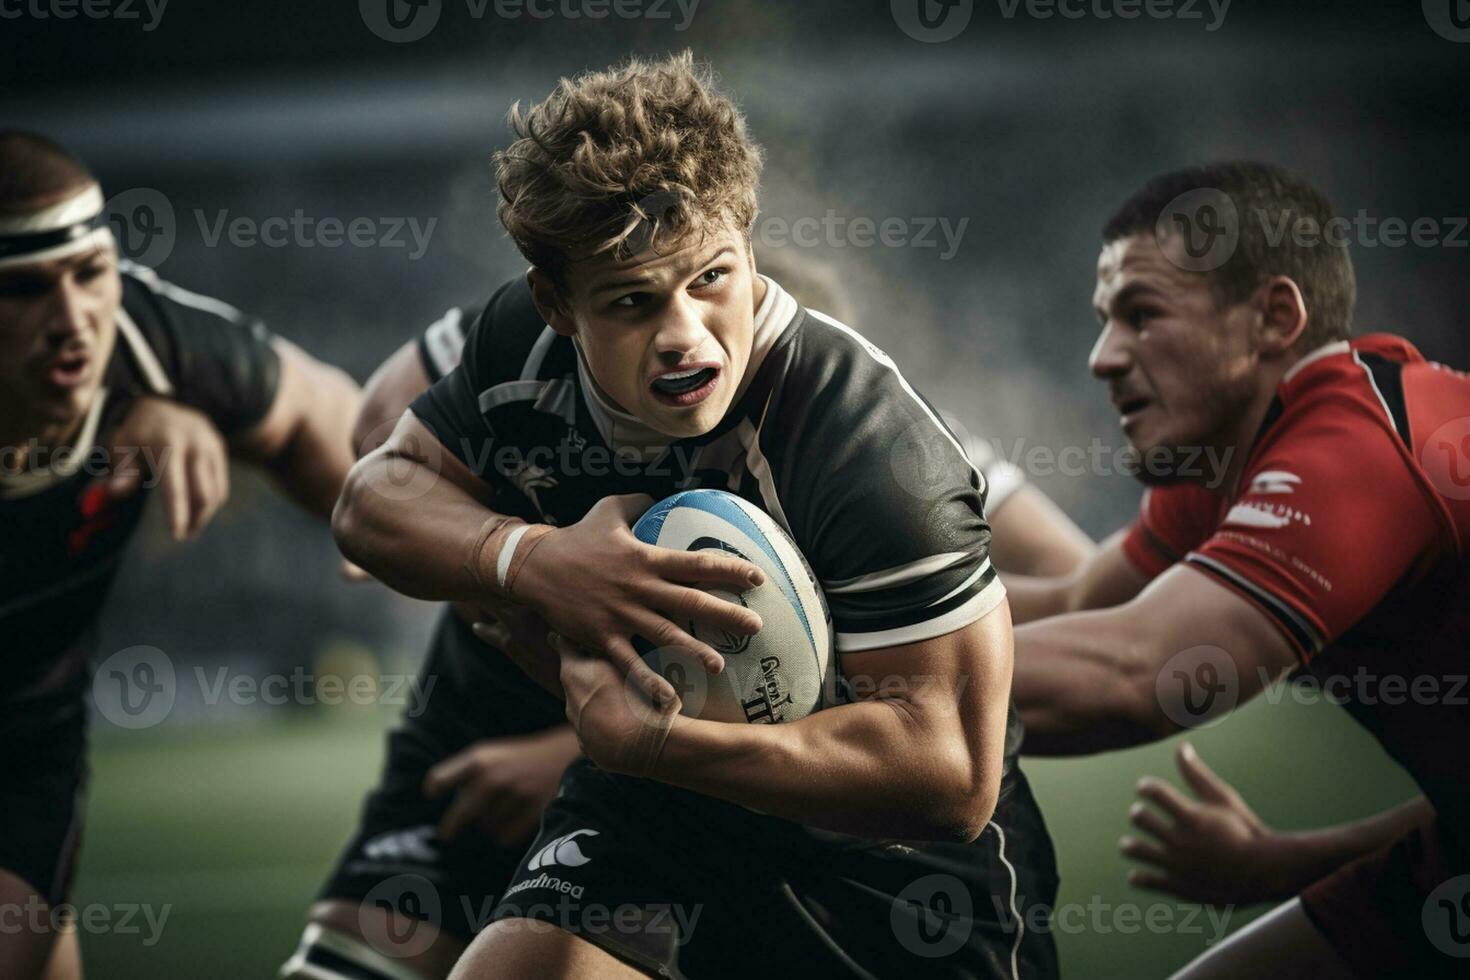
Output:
567,603,1014,842
333,410,502,603
233,337,362,519
986,483,1096,578
353,339,430,456
1013,563,1297,755
1005,529,1150,624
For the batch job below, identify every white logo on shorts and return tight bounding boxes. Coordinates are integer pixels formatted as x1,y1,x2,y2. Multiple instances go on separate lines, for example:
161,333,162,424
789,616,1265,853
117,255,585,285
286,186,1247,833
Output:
528,829,599,869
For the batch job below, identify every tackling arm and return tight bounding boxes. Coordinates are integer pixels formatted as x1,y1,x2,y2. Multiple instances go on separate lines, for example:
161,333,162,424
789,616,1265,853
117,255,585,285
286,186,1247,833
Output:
1013,563,1297,755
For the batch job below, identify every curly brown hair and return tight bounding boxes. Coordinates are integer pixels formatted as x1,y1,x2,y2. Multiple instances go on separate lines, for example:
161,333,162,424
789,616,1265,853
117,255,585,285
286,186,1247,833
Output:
495,52,764,292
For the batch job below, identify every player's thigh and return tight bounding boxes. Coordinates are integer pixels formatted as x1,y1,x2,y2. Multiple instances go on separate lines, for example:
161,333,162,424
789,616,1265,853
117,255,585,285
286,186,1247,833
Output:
280,899,467,980
448,919,649,980
0,869,65,980
1169,898,1355,980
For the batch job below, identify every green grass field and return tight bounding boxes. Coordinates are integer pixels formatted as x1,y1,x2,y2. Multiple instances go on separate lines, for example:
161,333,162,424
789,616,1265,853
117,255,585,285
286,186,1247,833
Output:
74,693,1418,979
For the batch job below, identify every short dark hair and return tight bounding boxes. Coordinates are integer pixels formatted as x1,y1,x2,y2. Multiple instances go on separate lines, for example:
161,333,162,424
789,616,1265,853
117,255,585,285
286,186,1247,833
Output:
1103,162,1356,350
0,131,97,215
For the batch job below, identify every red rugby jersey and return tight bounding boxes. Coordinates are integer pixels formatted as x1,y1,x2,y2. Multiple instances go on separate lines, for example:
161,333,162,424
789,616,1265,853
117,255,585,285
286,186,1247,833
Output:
1122,334,1470,847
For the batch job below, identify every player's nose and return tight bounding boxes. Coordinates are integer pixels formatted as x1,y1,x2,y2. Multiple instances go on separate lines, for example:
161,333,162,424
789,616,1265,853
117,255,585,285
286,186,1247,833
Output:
1088,321,1132,380
47,279,93,343
650,293,709,357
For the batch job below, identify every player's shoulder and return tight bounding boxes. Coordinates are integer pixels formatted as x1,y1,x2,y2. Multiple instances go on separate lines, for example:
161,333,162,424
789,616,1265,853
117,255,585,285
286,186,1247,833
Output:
1274,334,1430,447
459,275,571,386
118,260,253,333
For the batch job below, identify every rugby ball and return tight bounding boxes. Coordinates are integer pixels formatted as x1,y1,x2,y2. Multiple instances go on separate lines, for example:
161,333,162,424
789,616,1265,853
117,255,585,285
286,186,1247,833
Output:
632,489,835,724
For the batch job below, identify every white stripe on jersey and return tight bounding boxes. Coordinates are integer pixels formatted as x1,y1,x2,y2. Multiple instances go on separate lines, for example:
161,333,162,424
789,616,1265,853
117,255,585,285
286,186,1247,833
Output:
823,551,971,594
835,575,1006,652
422,306,467,379
121,261,250,325
115,307,176,396
738,408,795,538
520,326,558,381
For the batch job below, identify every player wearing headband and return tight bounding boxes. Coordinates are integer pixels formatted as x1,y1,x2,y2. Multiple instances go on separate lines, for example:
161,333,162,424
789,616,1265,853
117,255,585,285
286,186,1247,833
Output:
284,249,1091,978
0,131,360,980
329,54,1059,980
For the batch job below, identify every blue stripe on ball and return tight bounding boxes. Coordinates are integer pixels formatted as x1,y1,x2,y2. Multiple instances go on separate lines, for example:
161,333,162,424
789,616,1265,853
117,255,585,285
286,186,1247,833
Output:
635,490,815,650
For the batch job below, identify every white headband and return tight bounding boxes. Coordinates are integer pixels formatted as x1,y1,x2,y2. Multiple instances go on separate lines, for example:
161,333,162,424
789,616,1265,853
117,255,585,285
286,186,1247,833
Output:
0,184,113,270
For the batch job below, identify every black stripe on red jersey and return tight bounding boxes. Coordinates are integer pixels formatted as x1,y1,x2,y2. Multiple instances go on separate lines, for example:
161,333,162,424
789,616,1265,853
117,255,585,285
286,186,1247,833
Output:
1185,553,1325,657
1355,352,1412,448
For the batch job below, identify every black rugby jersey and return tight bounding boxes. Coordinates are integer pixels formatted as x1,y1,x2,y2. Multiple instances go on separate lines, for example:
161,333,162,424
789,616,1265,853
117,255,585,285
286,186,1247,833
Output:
411,275,1005,654
0,262,280,704
416,304,478,384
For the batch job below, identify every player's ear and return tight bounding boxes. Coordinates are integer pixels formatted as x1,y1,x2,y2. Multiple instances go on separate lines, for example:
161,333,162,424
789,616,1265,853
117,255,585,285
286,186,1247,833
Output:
527,268,576,337
1254,275,1309,356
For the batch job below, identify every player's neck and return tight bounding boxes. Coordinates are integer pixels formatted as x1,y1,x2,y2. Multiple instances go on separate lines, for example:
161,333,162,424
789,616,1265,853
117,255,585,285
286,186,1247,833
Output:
0,399,94,473
1216,366,1292,497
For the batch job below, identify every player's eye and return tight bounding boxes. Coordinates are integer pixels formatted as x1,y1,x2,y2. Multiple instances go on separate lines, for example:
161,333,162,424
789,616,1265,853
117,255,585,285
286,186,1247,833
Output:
692,267,727,290
0,277,51,299
612,292,652,310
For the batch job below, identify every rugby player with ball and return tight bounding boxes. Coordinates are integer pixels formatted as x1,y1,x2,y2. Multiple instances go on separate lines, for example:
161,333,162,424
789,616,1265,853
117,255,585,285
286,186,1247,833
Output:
330,53,1058,980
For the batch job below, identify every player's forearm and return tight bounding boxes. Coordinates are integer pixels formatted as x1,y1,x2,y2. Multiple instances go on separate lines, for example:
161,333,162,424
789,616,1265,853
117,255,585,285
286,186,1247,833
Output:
654,697,997,842
1258,796,1435,899
1004,575,1076,624
333,451,506,603
1013,612,1167,755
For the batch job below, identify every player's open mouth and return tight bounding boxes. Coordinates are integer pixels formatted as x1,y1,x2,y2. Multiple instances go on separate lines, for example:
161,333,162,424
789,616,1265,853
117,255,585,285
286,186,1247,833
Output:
1117,396,1151,424
650,365,720,406
44,350,91,389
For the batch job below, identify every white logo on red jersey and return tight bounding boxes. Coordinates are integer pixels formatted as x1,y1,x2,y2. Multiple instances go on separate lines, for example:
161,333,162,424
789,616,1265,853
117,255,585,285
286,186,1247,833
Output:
1247,470,1302,495
1224,501,1312,530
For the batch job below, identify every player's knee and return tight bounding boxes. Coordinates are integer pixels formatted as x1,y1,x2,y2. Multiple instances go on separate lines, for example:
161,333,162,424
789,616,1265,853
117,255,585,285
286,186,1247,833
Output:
280,902,462,980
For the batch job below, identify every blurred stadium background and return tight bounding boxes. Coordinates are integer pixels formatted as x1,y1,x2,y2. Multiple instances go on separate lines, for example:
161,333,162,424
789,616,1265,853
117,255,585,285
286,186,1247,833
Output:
4,0,1465,975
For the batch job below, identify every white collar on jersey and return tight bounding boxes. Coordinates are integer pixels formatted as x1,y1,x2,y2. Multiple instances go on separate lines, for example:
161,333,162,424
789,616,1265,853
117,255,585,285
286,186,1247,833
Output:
1283,339,1352,384
573,274,799,456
